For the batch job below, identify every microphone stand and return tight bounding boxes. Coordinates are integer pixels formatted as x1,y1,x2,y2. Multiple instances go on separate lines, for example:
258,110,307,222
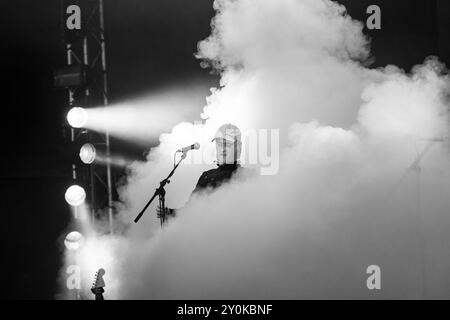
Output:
134,152,187,227
391,138,443,298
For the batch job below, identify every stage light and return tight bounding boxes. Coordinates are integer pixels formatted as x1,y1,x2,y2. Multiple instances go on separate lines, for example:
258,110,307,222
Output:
64,231,85,251
54,65,85,88
79,143,96,164
65,185,86,206
67,107,87,128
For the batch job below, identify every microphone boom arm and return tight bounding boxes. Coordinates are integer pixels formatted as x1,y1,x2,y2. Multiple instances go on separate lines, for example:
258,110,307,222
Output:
134,153,186,224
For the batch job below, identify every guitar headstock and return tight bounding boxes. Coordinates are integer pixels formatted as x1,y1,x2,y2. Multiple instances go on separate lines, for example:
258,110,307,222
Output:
91,268,106,294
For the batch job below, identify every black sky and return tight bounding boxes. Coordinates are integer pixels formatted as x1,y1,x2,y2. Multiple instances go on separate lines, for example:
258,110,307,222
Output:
0,0,449,299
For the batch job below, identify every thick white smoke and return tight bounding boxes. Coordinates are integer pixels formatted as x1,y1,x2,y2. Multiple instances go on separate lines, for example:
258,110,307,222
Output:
67,0,450,299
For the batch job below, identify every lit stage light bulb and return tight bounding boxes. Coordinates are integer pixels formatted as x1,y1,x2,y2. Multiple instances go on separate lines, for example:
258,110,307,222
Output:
64,231,85,251
67,107,87,128
65,185,86,206
79,143,96,164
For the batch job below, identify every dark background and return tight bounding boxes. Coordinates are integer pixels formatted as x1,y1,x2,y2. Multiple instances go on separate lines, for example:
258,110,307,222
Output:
0,0,449,299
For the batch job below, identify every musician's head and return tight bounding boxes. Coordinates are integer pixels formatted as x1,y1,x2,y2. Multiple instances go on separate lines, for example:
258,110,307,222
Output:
212,123,242,165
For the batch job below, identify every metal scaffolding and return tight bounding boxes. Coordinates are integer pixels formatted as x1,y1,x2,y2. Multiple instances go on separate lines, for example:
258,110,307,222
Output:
60,0,114,233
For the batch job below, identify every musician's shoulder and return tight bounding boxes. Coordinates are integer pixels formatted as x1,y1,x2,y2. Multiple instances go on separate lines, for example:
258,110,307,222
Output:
203,167,219,174
199,168,218,179
196,167,220,183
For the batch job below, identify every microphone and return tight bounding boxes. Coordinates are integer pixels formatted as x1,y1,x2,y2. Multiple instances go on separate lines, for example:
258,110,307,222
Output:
177,142,200,153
